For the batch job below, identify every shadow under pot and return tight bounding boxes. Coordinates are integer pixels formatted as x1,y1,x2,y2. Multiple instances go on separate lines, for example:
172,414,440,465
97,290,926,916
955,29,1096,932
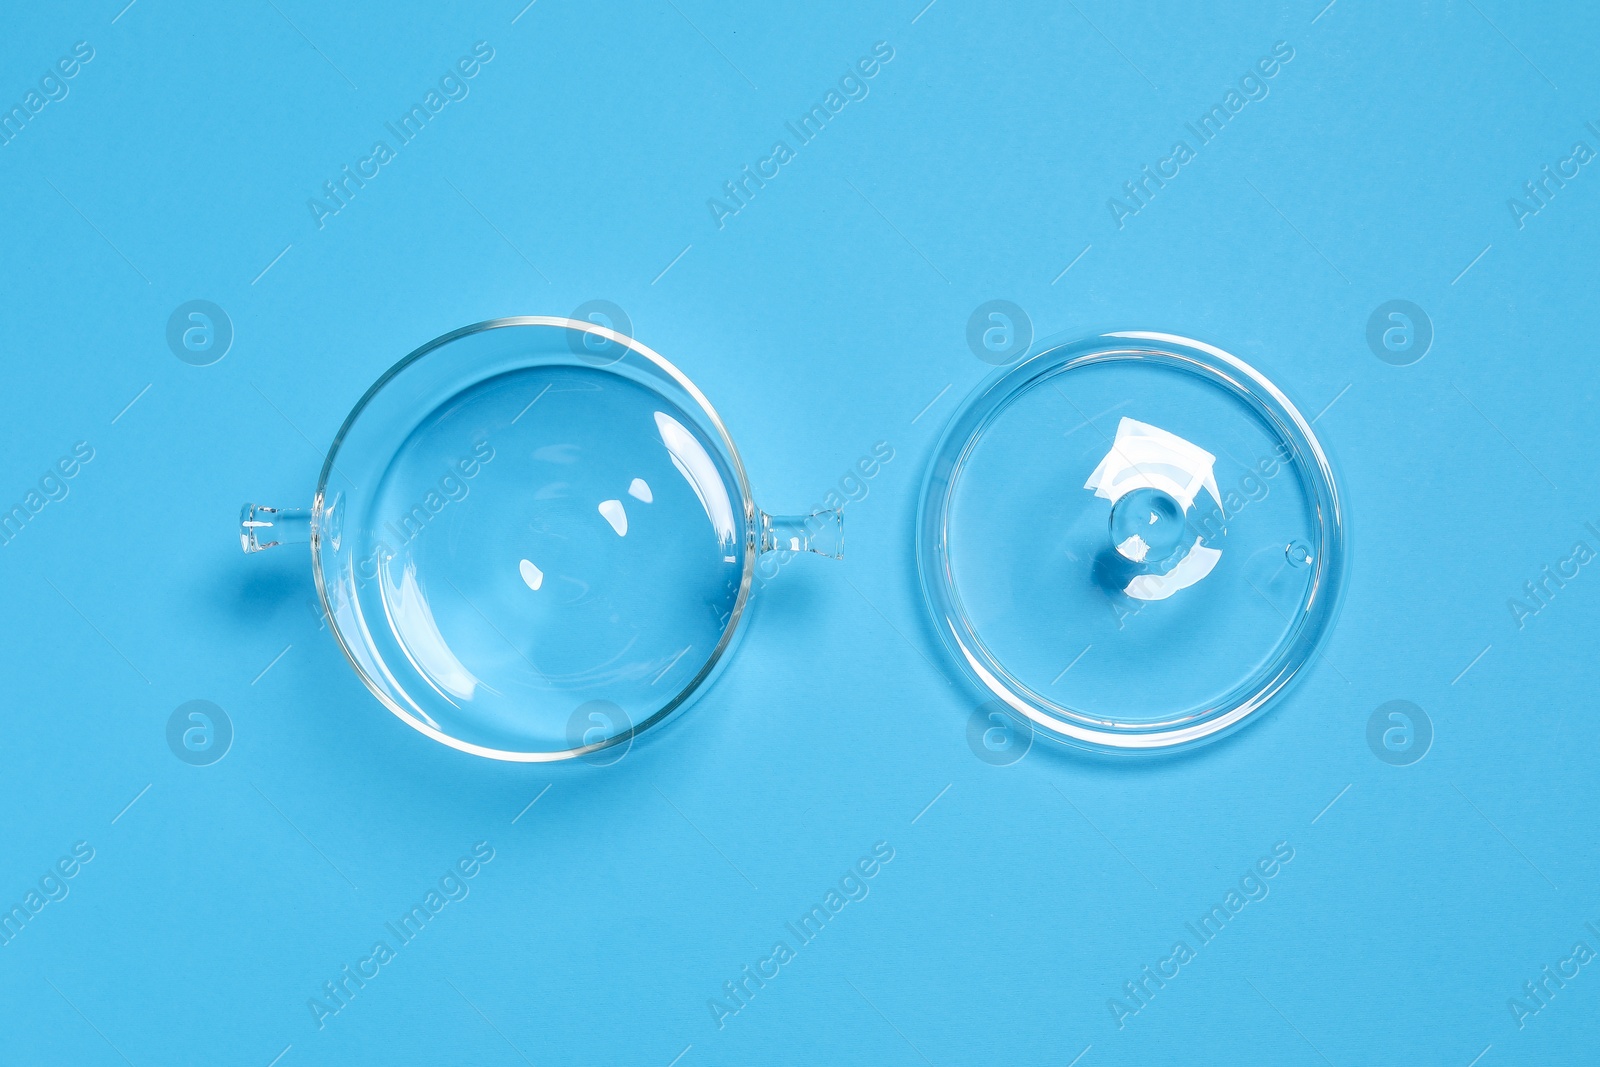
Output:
241,317,841,761
917,332,1347,755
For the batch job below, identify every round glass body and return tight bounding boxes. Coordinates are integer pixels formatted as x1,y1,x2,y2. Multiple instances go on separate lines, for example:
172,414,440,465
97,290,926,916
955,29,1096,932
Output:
245,318,840,761
917,332,1346,754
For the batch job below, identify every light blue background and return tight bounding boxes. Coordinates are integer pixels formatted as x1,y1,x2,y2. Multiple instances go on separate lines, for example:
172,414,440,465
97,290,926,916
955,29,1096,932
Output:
2,1,1597,1064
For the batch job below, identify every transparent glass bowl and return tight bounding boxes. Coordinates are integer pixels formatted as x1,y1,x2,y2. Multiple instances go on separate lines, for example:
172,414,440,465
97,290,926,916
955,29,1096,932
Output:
917,332,1346,754
241,317,841,761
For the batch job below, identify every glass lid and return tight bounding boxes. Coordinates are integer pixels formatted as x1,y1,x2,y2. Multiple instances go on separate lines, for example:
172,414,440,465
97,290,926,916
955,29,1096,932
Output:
917,332,1345,754
241,318,841,762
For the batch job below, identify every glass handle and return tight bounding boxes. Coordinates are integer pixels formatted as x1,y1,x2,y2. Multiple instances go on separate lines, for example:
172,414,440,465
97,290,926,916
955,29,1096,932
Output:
240,503,311,553
759,508,844,560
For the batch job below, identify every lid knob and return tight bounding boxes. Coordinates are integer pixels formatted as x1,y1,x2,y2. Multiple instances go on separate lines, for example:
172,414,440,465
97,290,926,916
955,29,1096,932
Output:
1109,487,1188,566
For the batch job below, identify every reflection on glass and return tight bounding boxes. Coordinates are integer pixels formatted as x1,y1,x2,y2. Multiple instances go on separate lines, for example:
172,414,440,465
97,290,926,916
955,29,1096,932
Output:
655,410,738,556
1085,417,1220,511
1087,417,1225,602
382,562,482,701
598,498,629,536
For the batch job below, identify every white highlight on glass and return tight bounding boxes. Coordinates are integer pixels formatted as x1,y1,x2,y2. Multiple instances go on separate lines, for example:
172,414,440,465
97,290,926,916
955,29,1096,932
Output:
519,558,544,591
384,563,479,700
654,411,737,550
628,477,653,503
1124,540,1223,601
1116,533,1150,563
598,499,628,536
1084,417,1220,510
1086,417,1225,602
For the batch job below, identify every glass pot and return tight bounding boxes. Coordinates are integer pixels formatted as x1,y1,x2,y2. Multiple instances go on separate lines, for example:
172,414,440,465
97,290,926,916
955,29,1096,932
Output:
241,317,841,762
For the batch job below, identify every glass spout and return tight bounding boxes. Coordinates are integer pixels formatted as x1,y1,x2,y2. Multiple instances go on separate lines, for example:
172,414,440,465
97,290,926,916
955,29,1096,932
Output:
240,504,311,553
759,508,844,560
